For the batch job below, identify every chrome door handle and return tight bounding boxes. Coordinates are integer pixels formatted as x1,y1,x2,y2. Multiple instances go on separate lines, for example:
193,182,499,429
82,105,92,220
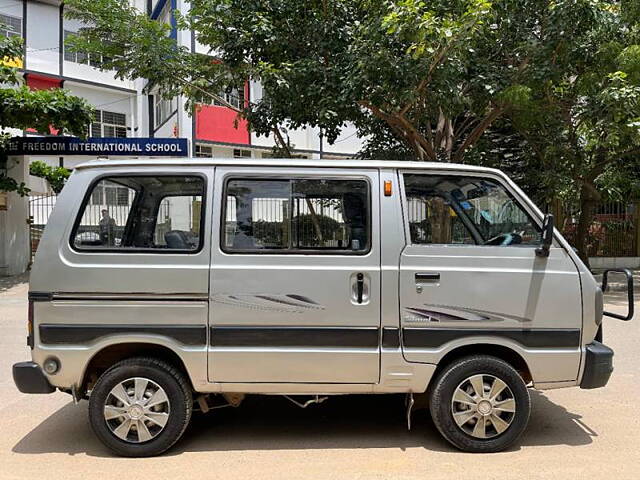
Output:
351,272,369,305
415,272,440,282
415,272,440,293
356,273,364,304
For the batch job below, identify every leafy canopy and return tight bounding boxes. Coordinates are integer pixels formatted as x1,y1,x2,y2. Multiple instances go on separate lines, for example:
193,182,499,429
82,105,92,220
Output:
0,36,94,194
66,0,545,160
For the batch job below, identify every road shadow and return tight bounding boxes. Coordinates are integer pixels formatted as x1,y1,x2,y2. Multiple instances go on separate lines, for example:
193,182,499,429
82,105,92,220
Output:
0,272,29,294
13,390,594,458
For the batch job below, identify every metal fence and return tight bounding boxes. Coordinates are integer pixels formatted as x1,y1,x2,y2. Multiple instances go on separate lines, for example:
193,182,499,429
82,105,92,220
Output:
29,193,58,261
559,202,637,257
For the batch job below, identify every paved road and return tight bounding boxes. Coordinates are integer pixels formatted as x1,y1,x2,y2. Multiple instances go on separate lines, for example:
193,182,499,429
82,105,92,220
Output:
1,276,639,480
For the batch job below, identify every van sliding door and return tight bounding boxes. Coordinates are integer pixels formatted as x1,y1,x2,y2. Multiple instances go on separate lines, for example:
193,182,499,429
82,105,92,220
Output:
208,167,382,384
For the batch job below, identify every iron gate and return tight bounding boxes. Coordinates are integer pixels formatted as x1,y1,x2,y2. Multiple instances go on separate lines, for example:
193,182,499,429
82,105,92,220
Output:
29,193,57,262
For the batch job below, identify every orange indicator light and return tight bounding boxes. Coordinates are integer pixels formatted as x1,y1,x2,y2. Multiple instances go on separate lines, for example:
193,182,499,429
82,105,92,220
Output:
384,180,393,196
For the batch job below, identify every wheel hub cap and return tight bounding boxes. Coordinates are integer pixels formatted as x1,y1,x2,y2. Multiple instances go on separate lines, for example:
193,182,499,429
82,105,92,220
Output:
451,374,516,439
477,400,492,415
128,404,144,420
103,377,171,444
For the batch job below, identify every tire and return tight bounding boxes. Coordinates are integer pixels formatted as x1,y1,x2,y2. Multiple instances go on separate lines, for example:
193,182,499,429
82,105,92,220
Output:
429,355,530,453
88,357,193,457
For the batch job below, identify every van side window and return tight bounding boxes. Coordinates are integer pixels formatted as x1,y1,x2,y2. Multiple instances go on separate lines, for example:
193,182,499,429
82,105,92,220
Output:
223,178,370,253
403,174,540,246
72,175,205,252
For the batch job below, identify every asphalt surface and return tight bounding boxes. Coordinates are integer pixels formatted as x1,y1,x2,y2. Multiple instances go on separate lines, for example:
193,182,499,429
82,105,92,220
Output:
1,274,639,480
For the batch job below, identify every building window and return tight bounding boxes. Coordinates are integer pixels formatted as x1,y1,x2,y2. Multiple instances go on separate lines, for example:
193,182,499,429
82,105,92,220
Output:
154,95,177,128
89,110,127,138
212,86,245,110
63,30,105,67
195,145,213,158
233,149,251,158
0,14,22,38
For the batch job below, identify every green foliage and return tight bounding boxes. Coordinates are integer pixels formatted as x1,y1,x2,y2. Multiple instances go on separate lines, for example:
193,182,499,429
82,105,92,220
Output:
29,161,71,194
0,36,94,194
64,0,547,161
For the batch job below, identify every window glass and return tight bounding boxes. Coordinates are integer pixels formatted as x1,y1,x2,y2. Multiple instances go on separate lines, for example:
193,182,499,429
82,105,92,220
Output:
403,174,540,246
224,178,369,253
0,14,22,38
64,30,105,67
87,110,127,138
73,176,204,251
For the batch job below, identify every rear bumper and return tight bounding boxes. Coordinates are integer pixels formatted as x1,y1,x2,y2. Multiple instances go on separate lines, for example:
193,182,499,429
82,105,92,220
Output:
580,341,614,389
13,361,55,394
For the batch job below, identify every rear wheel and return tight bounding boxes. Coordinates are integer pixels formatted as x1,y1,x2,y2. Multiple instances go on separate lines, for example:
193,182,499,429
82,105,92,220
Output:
429,355,530,453
88,357,192,457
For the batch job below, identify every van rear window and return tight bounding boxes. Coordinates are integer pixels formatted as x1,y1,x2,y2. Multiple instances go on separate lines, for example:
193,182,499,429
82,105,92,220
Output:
222,178,370,254
72,175,205,252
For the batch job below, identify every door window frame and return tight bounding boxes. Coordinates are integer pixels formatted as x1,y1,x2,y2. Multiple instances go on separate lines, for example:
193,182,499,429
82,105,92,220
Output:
69,172,208,254
398,169,548,249
219,173,373,256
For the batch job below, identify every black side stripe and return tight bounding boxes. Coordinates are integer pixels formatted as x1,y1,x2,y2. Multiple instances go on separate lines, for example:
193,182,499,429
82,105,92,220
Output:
36,324,580,349
402,327,581,349
211,326,379,348
382,327,400,348
39,324,207,346
29,292,207,302
28,292,53,302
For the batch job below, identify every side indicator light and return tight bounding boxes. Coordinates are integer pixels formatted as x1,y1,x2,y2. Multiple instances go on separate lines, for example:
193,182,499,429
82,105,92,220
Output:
384,180,393,197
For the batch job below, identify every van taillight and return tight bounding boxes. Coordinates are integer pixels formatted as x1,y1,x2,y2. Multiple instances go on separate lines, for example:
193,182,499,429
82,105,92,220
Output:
27,299,34,349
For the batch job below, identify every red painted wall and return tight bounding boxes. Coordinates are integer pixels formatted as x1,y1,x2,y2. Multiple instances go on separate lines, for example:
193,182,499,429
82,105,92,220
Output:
26,73,62,91
195,105,250,144
25,74,64,135
195,82,250,144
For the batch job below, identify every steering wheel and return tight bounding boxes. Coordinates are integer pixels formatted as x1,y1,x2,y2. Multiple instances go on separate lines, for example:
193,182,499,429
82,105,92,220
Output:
483,232,523,246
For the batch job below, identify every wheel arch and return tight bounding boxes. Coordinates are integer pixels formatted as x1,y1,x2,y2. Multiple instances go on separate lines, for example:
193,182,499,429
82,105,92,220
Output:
80,342,194,396
430,343,533,389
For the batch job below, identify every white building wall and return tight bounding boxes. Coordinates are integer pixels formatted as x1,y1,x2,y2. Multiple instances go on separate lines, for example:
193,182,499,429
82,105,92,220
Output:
25,1,60,75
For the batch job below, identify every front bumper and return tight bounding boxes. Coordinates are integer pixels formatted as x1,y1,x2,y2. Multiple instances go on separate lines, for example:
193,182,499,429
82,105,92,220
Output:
13,361,55,394
580,341,614,389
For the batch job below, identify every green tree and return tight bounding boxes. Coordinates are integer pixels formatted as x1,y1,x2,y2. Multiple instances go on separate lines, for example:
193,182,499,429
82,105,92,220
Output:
503,1,640,265
0,36,94,195
65,0,544,160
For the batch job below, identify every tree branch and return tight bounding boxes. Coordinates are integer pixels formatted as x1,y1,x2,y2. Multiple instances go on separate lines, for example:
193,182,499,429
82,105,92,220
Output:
452,105,504,163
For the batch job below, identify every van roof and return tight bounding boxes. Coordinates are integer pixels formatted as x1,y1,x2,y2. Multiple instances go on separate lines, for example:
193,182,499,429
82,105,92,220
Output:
74,157,503,175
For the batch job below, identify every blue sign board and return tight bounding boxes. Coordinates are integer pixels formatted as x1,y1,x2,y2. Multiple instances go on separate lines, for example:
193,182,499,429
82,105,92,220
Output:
6,137,189,157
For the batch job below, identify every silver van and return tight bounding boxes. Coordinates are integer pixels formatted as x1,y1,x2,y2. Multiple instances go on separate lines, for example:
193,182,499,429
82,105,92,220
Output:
13,158,634,456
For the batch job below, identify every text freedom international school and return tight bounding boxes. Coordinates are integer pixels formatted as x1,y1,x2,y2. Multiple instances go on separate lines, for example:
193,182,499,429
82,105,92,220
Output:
7,137,189,157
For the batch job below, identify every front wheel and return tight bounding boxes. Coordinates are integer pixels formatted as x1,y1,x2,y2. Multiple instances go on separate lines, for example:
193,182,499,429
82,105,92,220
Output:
88,357,193,457
429,355,530,453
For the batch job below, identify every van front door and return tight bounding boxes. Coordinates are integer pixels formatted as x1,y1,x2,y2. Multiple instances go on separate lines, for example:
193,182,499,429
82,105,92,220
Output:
208,167,381,384
398,171,582,384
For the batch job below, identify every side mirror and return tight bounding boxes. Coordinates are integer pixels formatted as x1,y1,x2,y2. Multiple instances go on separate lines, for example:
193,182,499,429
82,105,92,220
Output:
535,213,554,258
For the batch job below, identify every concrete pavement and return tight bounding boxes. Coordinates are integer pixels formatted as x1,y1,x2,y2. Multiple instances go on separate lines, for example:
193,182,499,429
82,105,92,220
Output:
1,277,639,479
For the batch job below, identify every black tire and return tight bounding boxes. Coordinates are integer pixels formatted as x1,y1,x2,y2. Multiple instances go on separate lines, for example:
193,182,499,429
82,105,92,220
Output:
88,357,193,457
429,355,530,453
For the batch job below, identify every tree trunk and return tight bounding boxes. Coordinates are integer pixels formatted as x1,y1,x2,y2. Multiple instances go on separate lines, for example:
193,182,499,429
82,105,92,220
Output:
574,184,598,269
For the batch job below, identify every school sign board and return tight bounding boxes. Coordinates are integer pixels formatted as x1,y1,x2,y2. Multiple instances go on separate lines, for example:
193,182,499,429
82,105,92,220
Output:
6,137,189,157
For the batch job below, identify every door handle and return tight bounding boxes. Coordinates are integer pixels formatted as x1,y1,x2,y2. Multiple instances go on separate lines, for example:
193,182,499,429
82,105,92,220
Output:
415,272,440,282
356,273,364,304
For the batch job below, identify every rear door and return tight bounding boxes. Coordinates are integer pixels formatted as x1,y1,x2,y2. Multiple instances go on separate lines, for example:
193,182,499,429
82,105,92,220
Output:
398,170,582,383
208,167,381,383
